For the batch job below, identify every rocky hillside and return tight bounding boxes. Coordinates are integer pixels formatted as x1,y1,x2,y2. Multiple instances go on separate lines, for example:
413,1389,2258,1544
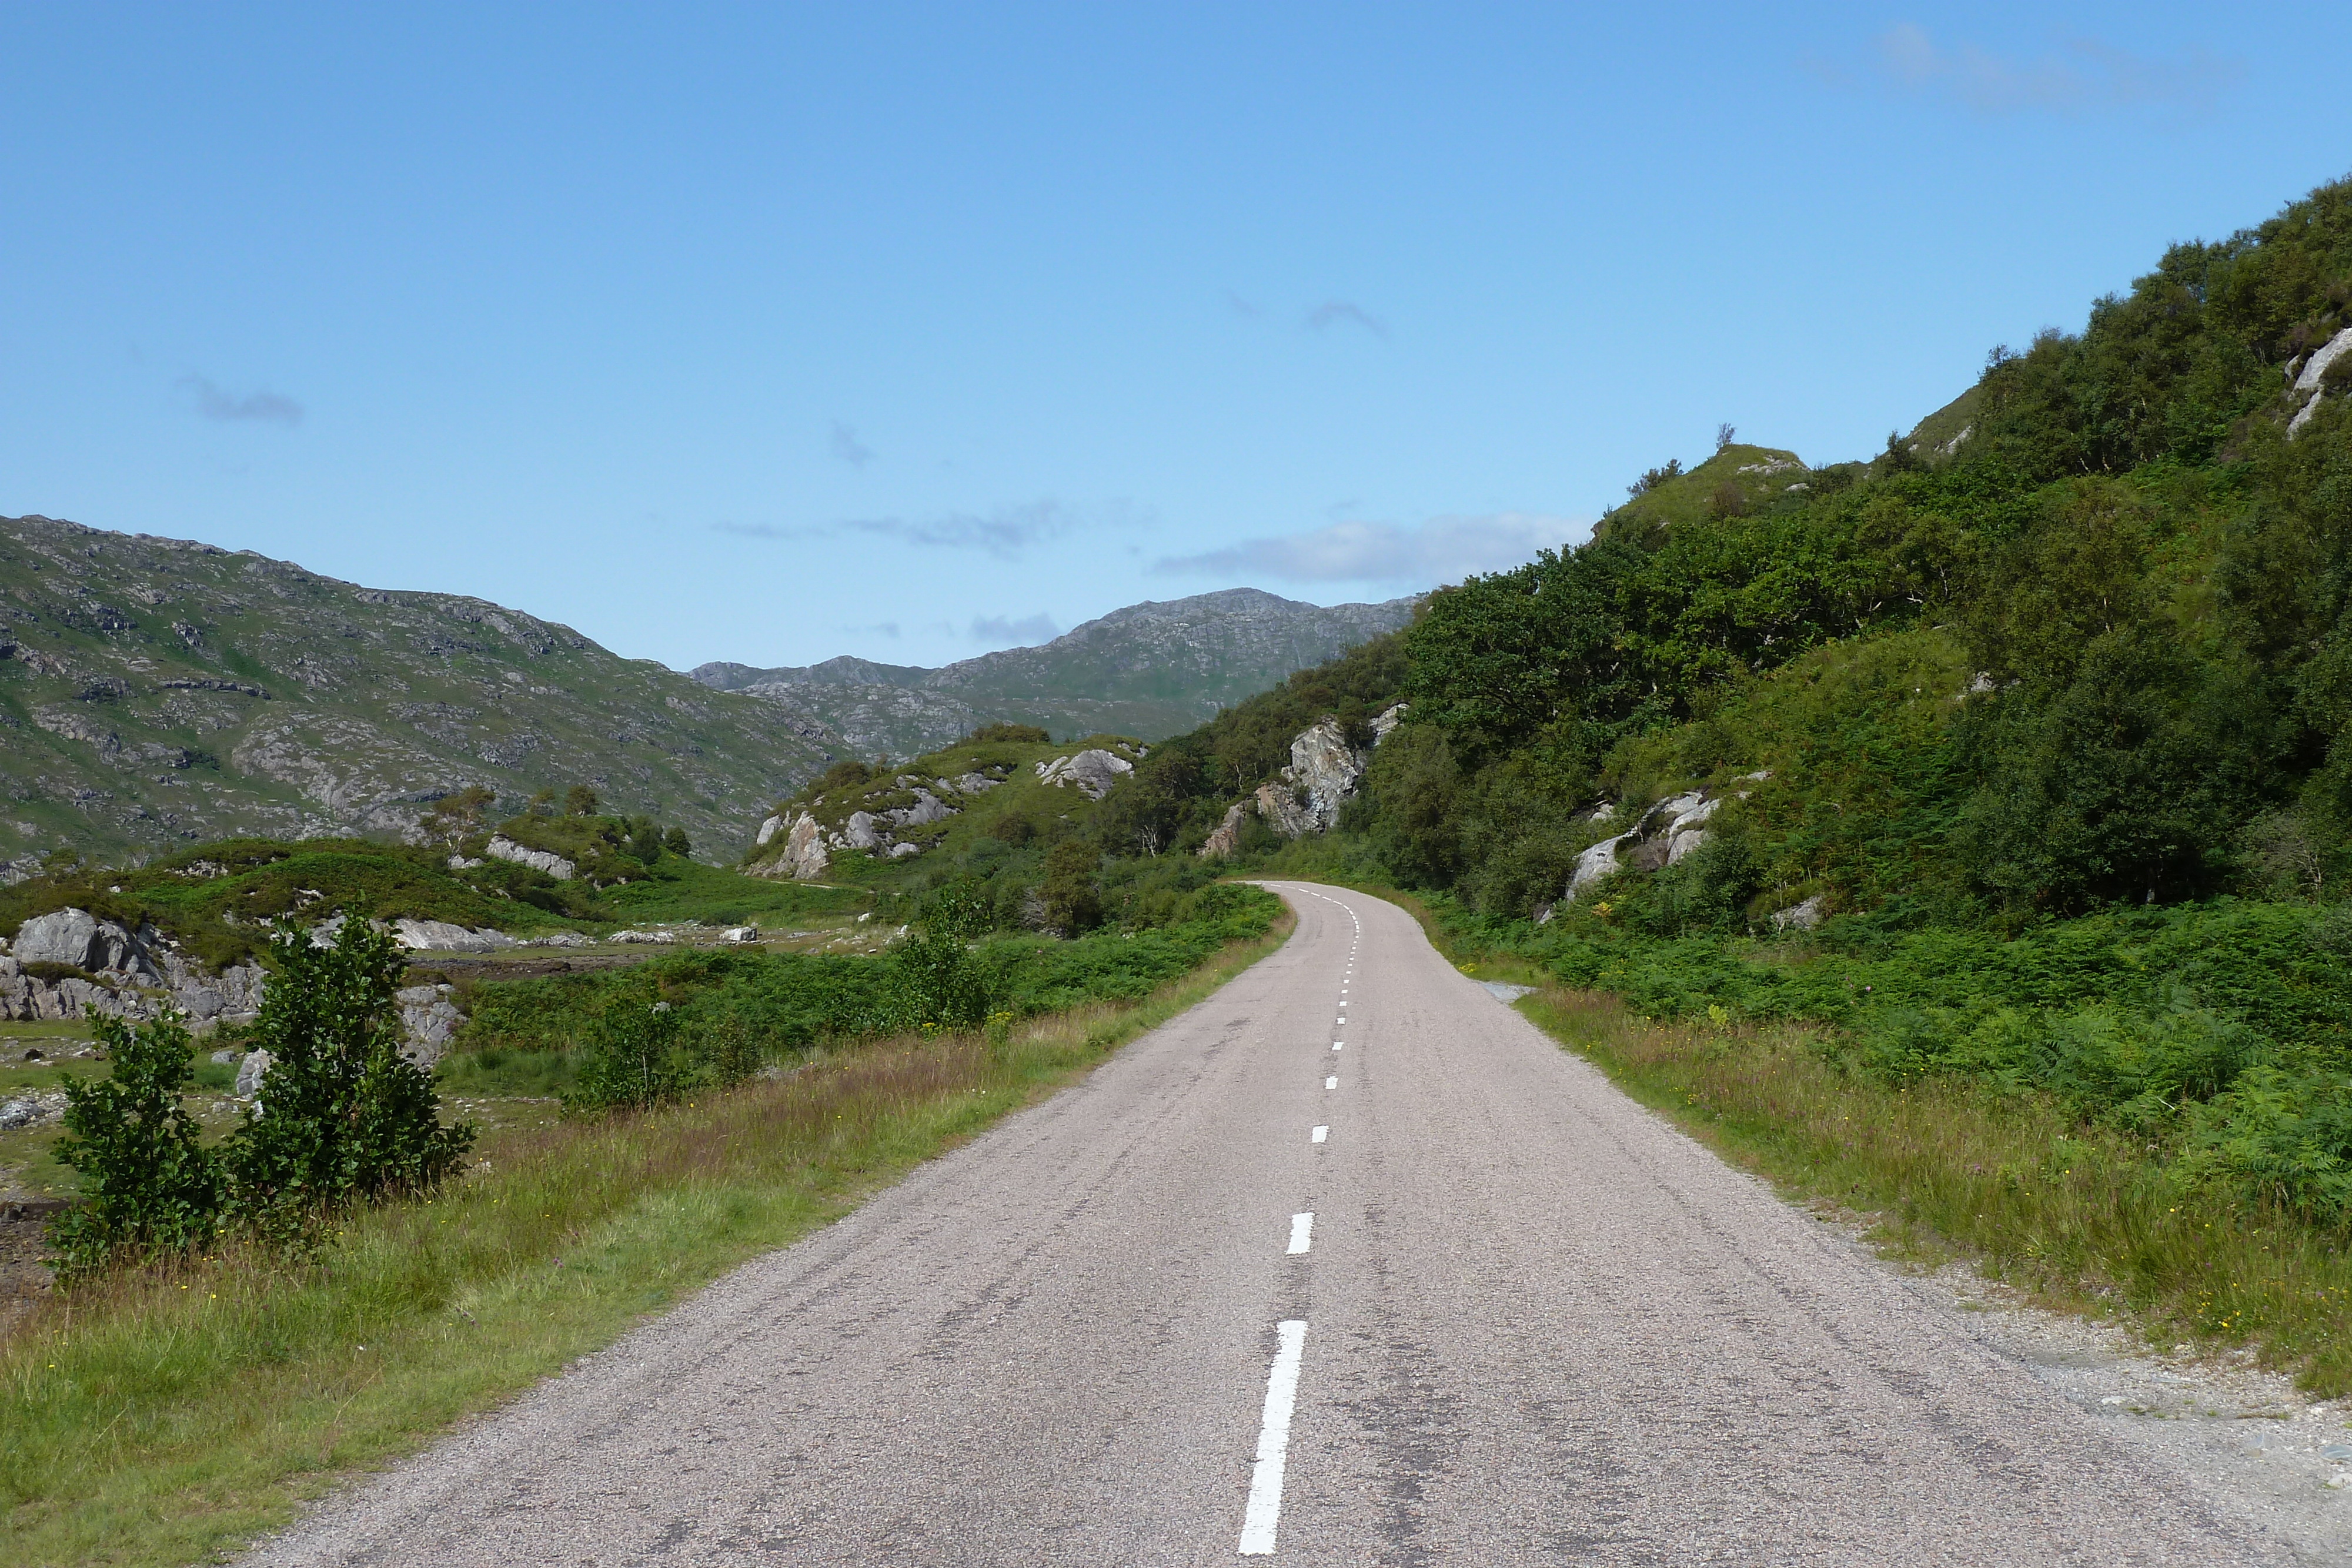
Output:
692,587,1417,758
0,516,829,874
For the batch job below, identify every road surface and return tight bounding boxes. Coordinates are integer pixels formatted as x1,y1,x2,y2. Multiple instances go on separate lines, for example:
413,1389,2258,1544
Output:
249,881,2287,1565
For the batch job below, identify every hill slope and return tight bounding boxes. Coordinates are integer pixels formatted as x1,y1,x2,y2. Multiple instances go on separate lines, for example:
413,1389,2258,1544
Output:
691,587,1417,757
0,516,827,874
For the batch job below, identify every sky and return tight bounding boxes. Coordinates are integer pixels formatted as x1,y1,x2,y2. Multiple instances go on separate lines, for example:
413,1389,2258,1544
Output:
5,3,2349,672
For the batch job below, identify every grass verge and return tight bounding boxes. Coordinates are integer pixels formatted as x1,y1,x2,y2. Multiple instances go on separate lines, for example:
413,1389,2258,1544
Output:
1523,982,2352,1395
1315,878,2352,1396
0,907,1291,1567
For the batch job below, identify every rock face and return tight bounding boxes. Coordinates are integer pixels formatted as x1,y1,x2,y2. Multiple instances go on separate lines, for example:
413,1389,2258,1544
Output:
2290,325,2352,436
1,906,265,1025
1035,750,1136,801
485,835,574,880
1200,716,1377,855
234,1048,274,1098
773,813,830,881
755,814,786,847
1200,801,1251,858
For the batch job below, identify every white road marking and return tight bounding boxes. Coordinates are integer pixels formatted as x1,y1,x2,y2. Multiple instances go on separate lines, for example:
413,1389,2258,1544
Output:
1332,1042,1343,1051
1325,1075,1337,1089
1238,1320,1309,1557
1311,1125,1328,1143
1287,1212,1314,1253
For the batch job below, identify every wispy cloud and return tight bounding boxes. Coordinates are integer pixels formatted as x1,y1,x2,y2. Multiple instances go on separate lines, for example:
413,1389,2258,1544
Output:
1306,300,1388,339
838,620,901,639
968,613,1060,646
713,500,1108,561
829,420,876,467
178,375,302,426
1224,289,1261,318
1152,512,1586,587
1869,25,2242,118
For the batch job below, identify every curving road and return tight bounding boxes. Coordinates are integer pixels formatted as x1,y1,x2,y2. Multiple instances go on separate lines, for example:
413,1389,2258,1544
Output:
249,881,2287,1565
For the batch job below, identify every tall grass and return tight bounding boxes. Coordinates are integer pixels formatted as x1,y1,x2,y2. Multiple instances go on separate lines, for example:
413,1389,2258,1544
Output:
1522,984,2352,1395
0,910,1289,1568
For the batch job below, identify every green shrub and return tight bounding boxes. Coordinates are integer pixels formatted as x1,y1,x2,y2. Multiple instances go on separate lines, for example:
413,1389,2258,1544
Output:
48,1014,223,1278
223,920,474,1238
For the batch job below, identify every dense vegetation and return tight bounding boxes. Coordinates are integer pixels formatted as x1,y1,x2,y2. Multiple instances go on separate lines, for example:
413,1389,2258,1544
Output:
1074,178,2352,1225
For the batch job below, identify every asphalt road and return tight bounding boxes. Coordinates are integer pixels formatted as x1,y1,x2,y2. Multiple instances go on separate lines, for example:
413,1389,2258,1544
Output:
249,881,2290,1566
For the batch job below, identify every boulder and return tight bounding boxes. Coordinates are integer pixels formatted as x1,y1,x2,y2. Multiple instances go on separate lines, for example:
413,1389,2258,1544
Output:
1035,750,1134,800
755,814,786,847
720,925,760,944
0,1091,66,1131
841,811,886,851
1371,703,1409,744
484,835,575,880
943,773,999,795
1198,801,1251,859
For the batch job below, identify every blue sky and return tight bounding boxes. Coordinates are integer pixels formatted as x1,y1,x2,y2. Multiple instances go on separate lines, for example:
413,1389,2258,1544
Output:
4,4,2348,671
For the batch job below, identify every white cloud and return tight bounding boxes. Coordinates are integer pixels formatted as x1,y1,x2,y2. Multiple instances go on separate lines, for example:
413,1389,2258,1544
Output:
178,375,302,426
714,500,1104,560
967,613,1060,646
1152,511,1587,588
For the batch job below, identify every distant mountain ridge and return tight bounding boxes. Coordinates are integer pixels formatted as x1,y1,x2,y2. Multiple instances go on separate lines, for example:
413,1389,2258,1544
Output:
691,587,1418,759
0,515,828,874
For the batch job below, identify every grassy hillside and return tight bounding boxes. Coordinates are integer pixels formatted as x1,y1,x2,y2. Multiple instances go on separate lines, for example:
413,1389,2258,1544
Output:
0,517,826,874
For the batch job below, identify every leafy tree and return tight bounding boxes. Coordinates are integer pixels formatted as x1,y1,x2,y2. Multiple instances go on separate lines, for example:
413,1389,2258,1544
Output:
564,784,601,817
1038,838,1104,935
224,919,473,1235
889,881,995,1029
48,1013,222,1278
420,784,496,844
664,826,692,857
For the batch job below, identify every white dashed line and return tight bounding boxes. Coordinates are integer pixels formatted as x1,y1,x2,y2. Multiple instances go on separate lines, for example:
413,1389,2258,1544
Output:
1325,1075,1337,1089
1332,1042,1342,1051
1238,1320,1309,1556
1311,1125,1328,1143
1287,1212,1314,1253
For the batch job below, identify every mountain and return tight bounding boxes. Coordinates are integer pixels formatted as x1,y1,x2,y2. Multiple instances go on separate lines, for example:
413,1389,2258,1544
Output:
0,516,828,875
691,587,1419,759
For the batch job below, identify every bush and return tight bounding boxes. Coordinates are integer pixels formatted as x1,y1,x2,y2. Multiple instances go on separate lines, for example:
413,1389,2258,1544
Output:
224,920,474,1237
48,1014,222,1278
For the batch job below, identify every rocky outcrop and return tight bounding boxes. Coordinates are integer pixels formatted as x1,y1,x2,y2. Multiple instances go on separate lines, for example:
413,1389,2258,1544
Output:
1371,703,1408,744
484,835,574,880
755,814,786,847
1770,894,1828,932
1558,774,1768,907
2290,325,2352,436
1200,801,1251,858
390,918,515,954
760,812,832,881
1035,750,1135,800
1199,716,1373,854
394,984,463,1065
2,907,266,1025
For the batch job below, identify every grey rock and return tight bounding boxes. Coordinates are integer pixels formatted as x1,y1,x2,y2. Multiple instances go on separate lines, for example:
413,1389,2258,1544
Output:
1480,981,1535,1003
0,1091,67,1130
1035,750,1135,801
211,1049,239,1064
1371,703,1408,744
1252,780,1319,840
1771,895,1829,933
1277,719,1363,833
884,788,956,828
887,842,922,860
524,930,590,948
484,835,574,881
14,907,162,982
234,1048,275,1098
1198,800,1251,859
754,814,786,847
764,813,830,881
720,926,760,944
395,983,464,1066
841,811,886,852
391,918,513,954
2290,325,2352,436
